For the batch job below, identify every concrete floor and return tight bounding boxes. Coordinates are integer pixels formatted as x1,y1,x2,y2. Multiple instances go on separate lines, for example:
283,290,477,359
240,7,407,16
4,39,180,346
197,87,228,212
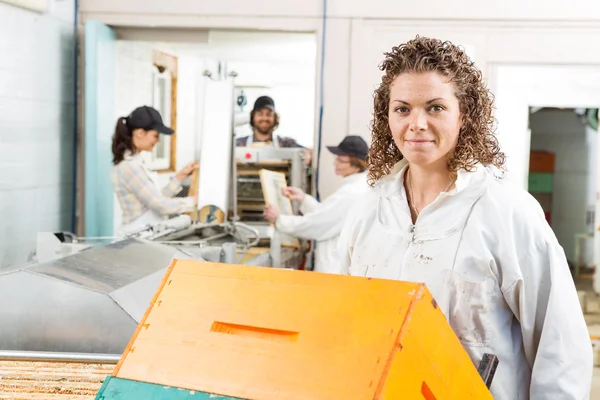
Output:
587,338,600,399
578,274,600,399
593,370,600,400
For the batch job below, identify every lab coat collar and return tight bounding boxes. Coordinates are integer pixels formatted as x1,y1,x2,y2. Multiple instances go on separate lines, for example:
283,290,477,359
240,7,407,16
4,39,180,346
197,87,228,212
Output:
342,171,368,186
372,159,491,241
373,159,486,198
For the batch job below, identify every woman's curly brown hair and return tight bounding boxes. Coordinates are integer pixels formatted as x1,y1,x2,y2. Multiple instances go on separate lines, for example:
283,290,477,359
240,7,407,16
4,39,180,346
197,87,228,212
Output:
368,36,505,185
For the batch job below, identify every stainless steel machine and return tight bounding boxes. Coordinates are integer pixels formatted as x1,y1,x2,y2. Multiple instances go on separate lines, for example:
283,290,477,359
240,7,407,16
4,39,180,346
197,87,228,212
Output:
0,238,183,355
234,147,310,238
0,213,303,356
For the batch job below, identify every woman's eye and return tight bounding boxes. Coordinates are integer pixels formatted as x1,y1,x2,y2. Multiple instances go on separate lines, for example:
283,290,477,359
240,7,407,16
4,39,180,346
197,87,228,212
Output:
395,107,409,113
430,105,444,112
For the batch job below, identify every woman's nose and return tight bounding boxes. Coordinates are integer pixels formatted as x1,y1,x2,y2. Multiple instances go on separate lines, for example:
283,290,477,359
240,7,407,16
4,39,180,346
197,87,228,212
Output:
409,109,428,132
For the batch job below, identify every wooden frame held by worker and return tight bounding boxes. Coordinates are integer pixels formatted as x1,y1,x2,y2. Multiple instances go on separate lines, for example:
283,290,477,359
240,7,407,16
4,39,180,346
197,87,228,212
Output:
259,169,300,248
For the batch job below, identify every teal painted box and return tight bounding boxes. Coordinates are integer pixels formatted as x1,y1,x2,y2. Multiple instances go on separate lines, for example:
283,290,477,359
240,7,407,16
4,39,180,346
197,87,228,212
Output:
96,376,240,400
528,172,553,193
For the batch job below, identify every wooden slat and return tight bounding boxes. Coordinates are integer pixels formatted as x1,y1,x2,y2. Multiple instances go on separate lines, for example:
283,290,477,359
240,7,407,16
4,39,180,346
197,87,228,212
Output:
0,361,114,399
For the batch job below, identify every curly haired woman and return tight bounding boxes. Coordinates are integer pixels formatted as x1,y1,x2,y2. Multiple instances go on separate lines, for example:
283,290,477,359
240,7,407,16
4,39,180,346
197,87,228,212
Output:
338,36,592,399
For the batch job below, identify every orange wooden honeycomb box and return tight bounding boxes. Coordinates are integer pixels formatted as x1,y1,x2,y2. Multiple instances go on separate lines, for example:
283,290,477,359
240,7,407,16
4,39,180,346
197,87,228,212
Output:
111,260,492,400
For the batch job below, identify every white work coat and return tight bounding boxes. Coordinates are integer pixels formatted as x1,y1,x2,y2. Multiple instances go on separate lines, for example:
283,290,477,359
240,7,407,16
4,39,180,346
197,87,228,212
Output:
276,171,370,273
338,160,593,399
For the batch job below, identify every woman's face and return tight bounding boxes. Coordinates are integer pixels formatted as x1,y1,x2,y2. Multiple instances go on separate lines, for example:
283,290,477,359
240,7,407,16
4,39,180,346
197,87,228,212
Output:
334,156,359,177
387,72,463,170
133,129,160,153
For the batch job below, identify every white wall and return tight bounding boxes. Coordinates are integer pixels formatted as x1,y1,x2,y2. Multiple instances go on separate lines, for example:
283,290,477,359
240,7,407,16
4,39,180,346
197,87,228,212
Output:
530,109,596,264
0,0,75,268
0,0,46,13
112,41,206,229
495,65,600,188
159,31,317,148
81,0,600,198
113,41,154,230
79,0,600,21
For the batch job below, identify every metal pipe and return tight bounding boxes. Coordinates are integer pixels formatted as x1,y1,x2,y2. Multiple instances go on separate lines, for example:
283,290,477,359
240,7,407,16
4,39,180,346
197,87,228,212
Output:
154,240,208,246
229,71,239,223
232,222,261,248
0,350,121,364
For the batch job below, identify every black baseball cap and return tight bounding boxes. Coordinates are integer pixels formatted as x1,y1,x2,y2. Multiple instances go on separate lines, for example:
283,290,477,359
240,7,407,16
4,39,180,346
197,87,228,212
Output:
127,106,174,135
327,136,369,160
253,96,276,112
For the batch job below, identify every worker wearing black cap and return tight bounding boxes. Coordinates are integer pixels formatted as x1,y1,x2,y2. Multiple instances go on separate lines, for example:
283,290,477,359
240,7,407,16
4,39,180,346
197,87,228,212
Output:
235,95,303,148
263,135,370,273
111,105,198,235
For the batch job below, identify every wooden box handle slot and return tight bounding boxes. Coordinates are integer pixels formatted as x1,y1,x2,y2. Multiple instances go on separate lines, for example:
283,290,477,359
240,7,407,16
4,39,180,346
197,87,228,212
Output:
211,321,299,343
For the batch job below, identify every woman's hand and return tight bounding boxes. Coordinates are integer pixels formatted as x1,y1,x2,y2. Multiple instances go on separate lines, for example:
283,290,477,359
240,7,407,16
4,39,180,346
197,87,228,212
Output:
176,161,199,182
264,204,280,224
281,186,305,202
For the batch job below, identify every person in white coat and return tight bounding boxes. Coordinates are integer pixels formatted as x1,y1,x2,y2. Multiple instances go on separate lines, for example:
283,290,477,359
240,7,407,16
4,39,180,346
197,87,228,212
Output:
111,106,198,236
264,136,370,274
338,36,593,399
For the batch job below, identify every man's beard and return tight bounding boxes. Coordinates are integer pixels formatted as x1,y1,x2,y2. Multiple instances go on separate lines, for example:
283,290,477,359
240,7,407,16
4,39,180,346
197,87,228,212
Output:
255,124,274,135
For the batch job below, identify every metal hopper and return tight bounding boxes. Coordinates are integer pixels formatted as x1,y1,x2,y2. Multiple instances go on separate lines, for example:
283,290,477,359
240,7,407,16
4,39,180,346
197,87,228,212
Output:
0,238,191,355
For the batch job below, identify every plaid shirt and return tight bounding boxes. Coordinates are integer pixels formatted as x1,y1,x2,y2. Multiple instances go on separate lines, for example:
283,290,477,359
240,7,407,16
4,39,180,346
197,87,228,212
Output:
112,153,195,225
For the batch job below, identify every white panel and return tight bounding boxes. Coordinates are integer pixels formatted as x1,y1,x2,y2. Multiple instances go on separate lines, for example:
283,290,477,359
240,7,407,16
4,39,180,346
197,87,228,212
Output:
48,0,75,23
314,18,351,199
198,79,234,212
495,65,600,191
348,22,489,153
115,27,209,43
80,13,319,33
334,0,600,20
176,56,203,171
80,0,321,17
486,29,600,65
0,0,46,13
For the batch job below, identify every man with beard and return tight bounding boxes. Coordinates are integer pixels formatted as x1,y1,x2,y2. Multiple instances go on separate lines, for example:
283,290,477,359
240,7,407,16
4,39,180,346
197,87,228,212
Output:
236,96,304,148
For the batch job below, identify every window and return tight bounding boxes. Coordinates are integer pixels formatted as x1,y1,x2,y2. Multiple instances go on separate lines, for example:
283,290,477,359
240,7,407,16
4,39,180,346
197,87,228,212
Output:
147,68,173,171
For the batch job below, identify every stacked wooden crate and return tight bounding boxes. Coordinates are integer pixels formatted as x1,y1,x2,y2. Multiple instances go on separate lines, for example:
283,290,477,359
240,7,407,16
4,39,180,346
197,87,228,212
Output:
528,151,555,224
95,260,493,399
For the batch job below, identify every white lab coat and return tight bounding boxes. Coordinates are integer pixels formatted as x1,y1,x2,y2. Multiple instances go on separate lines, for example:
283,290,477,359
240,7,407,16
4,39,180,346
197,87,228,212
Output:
276,171,370,273
338,160,593,399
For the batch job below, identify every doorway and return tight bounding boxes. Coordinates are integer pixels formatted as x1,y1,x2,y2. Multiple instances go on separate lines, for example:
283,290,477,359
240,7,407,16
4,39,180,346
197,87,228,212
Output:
528,108,599,277
80,22,317,237
494,64,600,293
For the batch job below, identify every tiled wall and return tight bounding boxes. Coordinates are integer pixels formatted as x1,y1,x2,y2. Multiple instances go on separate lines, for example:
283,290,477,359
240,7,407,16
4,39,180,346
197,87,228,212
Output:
0,1,75,267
